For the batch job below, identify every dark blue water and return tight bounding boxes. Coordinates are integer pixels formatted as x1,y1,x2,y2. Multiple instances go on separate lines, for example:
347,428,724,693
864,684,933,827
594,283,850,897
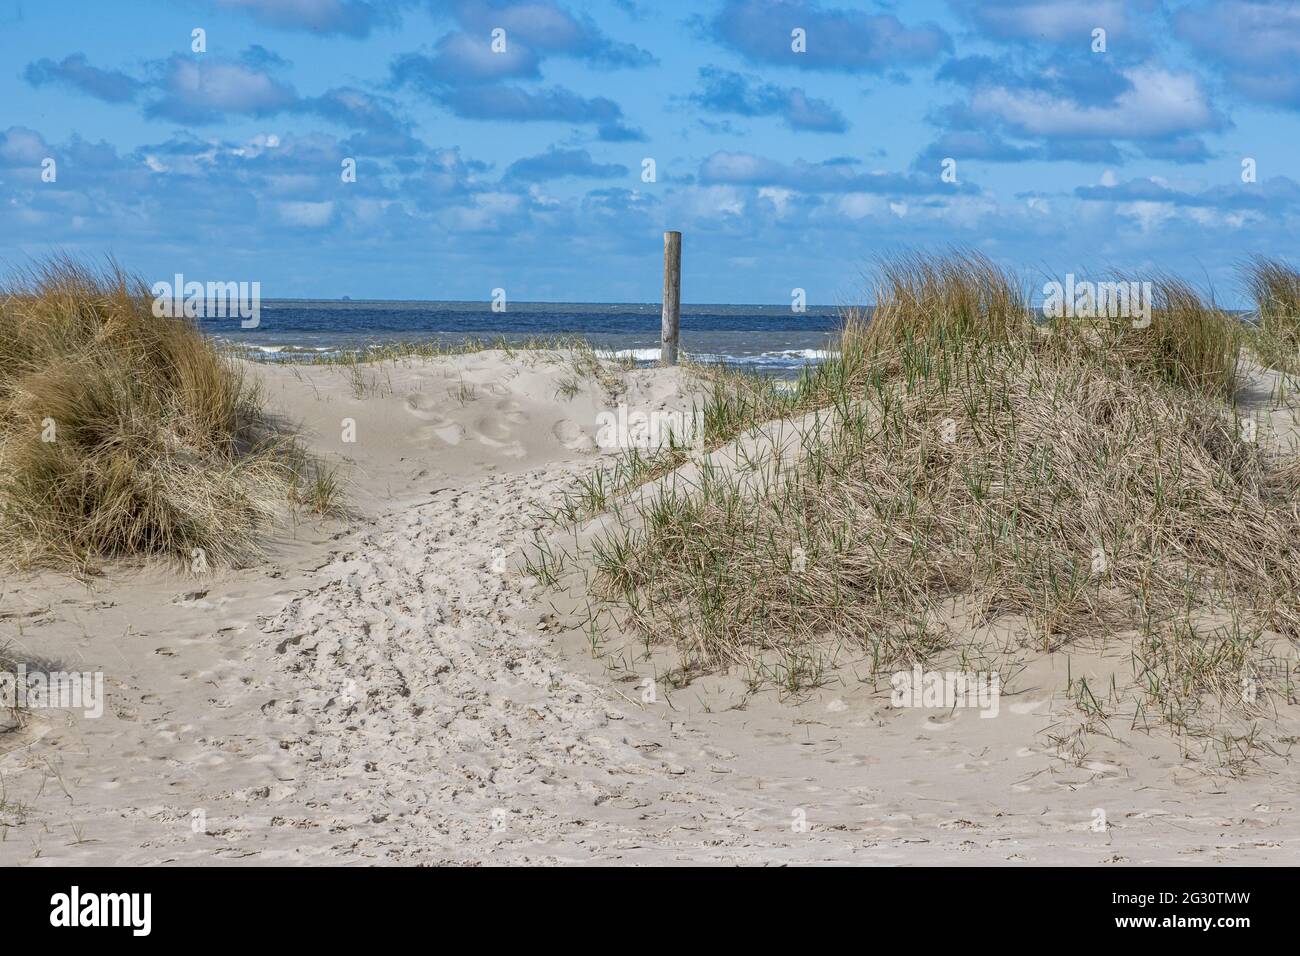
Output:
201,299,850,374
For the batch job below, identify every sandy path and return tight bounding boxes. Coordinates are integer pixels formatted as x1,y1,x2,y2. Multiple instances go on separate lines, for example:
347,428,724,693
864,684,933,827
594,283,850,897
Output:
254,463,789,863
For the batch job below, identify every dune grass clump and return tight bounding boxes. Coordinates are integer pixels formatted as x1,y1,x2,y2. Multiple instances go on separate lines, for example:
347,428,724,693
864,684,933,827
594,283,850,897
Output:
1131,276,1242,399
855,249,1032,348
1244,256,1300,373
545,250,1298,737
860,251,1240,399
589,333,1300,677
0,259,338,571
1047,274,1242,401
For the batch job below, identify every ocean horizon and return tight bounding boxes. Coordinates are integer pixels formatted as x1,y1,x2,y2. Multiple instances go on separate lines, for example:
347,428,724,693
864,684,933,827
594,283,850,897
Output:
203,299,850,375
203,297,1260,377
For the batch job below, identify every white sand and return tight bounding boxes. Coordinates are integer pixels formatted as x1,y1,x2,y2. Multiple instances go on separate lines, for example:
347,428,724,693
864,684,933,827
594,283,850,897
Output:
1,350,1298,865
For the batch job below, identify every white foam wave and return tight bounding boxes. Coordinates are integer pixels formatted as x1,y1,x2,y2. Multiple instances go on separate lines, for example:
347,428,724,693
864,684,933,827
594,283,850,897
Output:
597,347,836,365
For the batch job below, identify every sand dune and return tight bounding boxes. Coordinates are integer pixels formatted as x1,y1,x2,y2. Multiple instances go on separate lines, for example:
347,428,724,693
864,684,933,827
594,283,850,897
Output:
2,350,1298,865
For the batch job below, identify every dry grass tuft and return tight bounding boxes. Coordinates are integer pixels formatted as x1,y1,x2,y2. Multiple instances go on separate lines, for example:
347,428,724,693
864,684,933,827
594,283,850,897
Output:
854,249,1032,348
1048,274,1242,400
0,258,340,571
1244,256,1300,373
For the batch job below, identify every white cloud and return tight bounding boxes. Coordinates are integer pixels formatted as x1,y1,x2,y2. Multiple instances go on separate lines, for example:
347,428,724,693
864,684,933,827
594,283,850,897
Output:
972,67,1219,140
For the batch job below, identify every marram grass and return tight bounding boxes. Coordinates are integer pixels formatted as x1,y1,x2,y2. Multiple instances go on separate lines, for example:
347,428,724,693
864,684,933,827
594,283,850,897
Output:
0,258,340,572
1245,255,1300,375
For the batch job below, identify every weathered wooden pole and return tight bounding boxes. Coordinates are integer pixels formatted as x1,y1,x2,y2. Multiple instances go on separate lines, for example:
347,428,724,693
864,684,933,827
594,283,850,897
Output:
660,230,681,366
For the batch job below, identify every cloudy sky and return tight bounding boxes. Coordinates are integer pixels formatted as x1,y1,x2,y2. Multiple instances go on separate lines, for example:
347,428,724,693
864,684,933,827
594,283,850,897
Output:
3,0,1298,304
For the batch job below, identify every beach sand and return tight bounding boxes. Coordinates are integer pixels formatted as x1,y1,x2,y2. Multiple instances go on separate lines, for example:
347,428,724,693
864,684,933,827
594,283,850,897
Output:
2,350,1298,865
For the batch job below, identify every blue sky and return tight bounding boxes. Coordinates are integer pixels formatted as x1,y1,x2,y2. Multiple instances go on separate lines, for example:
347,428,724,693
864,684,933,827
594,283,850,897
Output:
2,0,1298,305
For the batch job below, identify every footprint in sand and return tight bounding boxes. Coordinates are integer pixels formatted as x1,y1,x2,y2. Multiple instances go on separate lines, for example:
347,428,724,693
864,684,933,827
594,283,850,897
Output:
435,424,465,445
403,396,469,446
476,415,513,442
472,416,525,457
552,419,594,451
495,399,529,424
404,393,443,419
402,397,470,447
415,421,465,445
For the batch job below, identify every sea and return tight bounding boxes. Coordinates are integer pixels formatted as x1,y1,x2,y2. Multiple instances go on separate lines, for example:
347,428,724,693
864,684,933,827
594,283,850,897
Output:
200,300,849,378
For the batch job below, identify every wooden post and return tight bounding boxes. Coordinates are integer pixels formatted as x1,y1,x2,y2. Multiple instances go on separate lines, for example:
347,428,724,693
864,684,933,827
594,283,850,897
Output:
660,230,681,366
